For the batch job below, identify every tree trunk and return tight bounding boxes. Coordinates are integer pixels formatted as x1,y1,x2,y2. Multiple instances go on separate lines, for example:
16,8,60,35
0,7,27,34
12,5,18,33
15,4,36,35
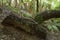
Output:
15,0,17,8
2,0,3,7
8,0,11,6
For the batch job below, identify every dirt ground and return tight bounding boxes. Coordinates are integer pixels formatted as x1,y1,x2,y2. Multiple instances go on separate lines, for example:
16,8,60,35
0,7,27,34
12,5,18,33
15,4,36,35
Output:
0,23,42,40
0,23,60,40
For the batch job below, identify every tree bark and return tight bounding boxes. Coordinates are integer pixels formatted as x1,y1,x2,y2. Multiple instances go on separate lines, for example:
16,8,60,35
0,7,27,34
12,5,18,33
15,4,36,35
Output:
8,0,11,6
15,0,17,8
35,10,60,24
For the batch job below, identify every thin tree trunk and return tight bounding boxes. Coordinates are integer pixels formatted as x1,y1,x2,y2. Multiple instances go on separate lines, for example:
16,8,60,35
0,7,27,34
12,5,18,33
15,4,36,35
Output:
36,0,39,13
8,0,11,6
2,0,3,7
15,0,17,8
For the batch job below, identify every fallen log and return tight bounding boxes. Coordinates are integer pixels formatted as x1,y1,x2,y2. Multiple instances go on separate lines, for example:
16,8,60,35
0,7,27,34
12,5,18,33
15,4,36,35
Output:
1,8,60,40
35,9,60,24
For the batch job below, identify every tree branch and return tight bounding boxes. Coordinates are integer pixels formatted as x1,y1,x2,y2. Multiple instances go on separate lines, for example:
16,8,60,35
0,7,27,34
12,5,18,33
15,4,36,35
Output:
35,10,60,24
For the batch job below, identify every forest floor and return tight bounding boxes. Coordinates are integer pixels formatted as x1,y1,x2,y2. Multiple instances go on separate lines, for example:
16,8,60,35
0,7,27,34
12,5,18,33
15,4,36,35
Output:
0,23,42,40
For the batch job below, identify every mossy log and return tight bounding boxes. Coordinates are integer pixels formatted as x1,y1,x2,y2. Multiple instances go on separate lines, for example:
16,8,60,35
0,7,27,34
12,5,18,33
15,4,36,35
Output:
35,10,60,24
1,8,60,39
